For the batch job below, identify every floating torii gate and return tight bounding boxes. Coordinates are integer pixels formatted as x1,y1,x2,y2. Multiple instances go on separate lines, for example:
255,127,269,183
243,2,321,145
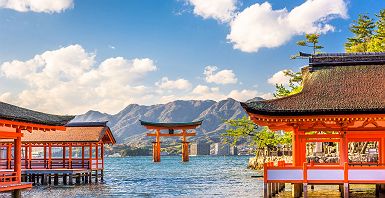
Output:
140,120,202,162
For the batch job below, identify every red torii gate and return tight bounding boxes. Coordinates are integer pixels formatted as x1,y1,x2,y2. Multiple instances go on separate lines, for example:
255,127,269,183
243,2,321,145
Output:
140,120,202,162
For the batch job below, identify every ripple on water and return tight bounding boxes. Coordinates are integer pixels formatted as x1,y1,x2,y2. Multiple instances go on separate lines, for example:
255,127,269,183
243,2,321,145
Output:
21,156,261,198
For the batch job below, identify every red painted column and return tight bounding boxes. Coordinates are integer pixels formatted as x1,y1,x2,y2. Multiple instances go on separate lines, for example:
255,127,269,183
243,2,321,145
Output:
299,131,306,164
28,143,32,169
292,126,301,166
339,131,348,166
89,143,93,169
62,145,66,168
101,143,104,169
48,143,52,169
43,144,47,168
69,143,72,168
7,144,12,169
14,128,22,182
378,137,385,166
95,143,99,169
81,145,85,168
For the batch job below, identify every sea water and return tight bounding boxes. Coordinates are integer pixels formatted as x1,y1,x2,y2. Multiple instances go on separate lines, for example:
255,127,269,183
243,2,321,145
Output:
22,156,263,198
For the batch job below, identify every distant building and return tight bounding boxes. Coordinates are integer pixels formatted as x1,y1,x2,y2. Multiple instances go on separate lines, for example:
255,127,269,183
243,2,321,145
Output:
211,143,230,156
190,142,210,156
230,146,238,156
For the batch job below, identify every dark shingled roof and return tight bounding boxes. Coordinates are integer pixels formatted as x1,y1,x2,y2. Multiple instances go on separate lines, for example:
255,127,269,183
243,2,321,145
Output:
66,121,108,127
0,102,74,126
140,120,203,128
242,53,385,116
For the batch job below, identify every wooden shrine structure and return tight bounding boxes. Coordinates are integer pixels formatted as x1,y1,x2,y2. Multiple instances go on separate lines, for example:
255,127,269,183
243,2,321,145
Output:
140,120,202,162
0,101,74,197
241,53,385,198
0,121,115,186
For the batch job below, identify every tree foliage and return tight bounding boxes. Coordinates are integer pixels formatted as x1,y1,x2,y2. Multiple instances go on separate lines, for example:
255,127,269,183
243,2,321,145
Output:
345,10,385,52
273,70,303,98
222,116,291,158
296,34,323,54
291,33,323,59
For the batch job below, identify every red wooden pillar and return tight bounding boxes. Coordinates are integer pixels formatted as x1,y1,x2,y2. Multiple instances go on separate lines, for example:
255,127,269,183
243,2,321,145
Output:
95,143,99,169
292,126,301,166
339,131,348,166
43,144,47,168
69,143,72,168
28,143,32,169
101,143,104,169
299,131,306,164
81,144,85,168
7,144,12,169
62,145,66,168
14,128,22,182
48,143,52,169
89,143,93,169
381,138,385,165
181,130,189,162
153,129,161,162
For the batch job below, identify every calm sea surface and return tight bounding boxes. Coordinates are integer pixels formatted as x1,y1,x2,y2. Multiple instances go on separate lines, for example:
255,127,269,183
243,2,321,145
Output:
21,156,263,198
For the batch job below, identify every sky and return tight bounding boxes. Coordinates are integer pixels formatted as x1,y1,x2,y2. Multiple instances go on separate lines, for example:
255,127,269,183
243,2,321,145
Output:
0,0,384,115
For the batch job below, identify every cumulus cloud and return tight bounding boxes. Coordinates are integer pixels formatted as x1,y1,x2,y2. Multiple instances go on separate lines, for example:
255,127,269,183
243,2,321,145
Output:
187,0,237,23
227,0,347,52
156,77,192,90
0,44,157,114
204,66,237,85
267,70,291,85
0,0,73,13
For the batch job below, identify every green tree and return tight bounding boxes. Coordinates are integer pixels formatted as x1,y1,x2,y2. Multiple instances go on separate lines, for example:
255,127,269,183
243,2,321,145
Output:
222,116,291,159
367,10,385,52
345,14,375,52
375,9,385,39
296,33,323,54
273,70,303,98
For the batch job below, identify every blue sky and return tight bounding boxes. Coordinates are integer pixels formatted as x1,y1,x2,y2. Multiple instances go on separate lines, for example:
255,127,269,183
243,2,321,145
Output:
0,0,384,115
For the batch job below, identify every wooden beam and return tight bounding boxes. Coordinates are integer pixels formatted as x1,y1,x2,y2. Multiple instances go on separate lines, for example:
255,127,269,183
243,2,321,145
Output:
0,131,23,139
300,134,342,139
143,125,199,130
146,133,196,137
0,119,65,131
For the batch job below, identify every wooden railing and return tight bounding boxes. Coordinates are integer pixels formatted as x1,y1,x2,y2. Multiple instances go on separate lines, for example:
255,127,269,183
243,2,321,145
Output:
0,171,18,185
265,160,385,184
1,158,91,169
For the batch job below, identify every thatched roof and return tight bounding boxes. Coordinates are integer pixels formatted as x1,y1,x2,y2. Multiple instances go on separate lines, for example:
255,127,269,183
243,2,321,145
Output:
0,102,74,126
242,53,385,116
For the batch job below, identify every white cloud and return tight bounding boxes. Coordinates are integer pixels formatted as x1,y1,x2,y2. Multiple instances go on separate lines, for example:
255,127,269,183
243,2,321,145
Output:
0,44,157,114
156,77,191,90
0,0,73,13
227,0,348,52
204,66,237,84
157,84,270,103
267,70,291,85
0,45,276,114
228,89,257,102
187,0,237,23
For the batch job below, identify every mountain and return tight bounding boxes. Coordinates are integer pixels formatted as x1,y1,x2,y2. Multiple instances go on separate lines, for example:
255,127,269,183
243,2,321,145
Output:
73,98,249,146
